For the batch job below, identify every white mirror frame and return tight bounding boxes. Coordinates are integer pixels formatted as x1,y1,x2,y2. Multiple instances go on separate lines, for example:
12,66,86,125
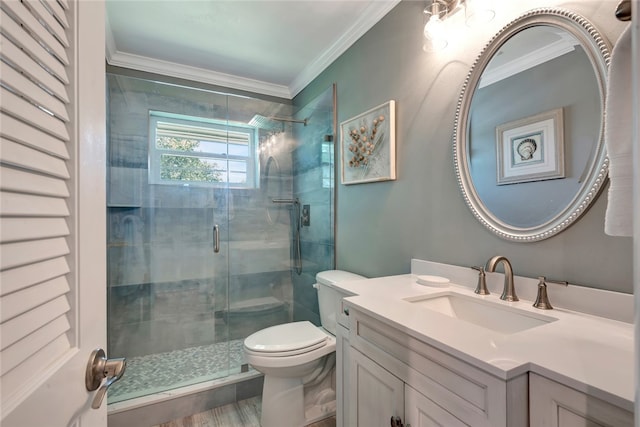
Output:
453,8,611,242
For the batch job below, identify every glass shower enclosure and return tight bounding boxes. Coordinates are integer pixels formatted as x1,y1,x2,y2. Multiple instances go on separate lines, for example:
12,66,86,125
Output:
106,73,335,403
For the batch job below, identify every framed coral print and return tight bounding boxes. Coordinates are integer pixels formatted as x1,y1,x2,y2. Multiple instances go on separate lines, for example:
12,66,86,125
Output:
496,108,565,185
340,100,396,185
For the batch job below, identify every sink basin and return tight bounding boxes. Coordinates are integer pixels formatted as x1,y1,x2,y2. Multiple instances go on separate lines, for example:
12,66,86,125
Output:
404,292,557,334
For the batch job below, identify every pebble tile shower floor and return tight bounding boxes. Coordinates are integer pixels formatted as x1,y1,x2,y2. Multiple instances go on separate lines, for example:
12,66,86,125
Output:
109,339,246,403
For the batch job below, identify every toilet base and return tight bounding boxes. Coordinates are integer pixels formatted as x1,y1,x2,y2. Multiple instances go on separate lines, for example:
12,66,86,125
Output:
261,376,305,427
260,369,337,427
304,387,336,425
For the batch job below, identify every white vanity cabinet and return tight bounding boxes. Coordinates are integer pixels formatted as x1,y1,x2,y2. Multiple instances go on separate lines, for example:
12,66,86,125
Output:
336,323,350,427
345,307,528,427
348,347,404,426
529,373,633,427
349,346,471,427
405,383,470,427
335,295,355,427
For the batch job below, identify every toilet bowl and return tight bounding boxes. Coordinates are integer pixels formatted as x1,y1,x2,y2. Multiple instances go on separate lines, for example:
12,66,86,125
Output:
244,270,365,427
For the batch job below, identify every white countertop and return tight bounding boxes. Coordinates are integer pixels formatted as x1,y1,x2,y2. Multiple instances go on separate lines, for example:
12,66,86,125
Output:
334,263,634,412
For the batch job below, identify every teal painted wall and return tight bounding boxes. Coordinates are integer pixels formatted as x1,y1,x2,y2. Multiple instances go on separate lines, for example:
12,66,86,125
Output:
294,1,632,293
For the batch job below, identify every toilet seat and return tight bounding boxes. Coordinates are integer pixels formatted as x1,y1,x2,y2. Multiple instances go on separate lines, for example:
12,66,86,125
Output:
245,339,327,357
244,321,328,356
245,334,336,371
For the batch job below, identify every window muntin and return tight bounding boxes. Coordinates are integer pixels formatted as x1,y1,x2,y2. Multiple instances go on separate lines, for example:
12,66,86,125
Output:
149,112,257,187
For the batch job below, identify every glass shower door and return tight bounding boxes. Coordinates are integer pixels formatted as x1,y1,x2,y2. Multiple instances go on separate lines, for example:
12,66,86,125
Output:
106,74,232,402
106,73,305,404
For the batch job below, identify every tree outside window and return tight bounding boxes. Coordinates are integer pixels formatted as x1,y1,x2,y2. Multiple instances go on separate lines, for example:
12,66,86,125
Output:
157,137,223,183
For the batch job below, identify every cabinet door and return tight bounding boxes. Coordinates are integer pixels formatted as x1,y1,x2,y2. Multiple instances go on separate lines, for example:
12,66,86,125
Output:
348,348,404,427
530,373,633,427
336,323,349,427
405,384,468,427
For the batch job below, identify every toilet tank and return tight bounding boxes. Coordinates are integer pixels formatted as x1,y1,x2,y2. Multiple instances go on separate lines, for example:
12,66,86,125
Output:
315,270,365,335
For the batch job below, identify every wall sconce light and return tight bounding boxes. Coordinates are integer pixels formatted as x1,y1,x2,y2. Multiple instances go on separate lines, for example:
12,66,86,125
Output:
423,0,494,51
423,1,450,51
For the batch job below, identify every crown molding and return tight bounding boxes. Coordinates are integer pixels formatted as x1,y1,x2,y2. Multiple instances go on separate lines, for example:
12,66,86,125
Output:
479,37,579,88
106,51,292,99
105,1,400,99
289,0,402,97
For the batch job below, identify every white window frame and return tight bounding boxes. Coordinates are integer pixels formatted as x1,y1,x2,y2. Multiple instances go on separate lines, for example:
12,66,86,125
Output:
148,111,257,188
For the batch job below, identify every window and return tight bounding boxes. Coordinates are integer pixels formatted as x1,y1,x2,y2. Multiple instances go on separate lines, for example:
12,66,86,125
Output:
149,112,257,187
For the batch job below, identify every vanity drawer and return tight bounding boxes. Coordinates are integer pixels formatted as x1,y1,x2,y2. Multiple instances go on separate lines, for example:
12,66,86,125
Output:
348,307,527,427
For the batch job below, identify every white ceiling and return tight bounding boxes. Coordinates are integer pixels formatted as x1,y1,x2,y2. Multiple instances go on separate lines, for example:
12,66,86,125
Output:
105,0,401,99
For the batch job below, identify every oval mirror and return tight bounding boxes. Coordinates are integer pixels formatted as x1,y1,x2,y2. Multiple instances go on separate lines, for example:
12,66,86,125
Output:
454,8,611,241
263,155,282,224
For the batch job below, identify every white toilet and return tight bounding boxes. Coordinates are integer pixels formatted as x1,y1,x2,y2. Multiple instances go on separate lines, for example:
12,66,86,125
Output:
244,270,364,427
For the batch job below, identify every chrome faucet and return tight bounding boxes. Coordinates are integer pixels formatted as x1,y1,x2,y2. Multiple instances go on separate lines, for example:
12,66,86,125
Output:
486,256,518,302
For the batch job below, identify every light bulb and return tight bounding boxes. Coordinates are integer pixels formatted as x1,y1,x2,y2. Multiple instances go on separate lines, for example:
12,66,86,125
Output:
423,15,448,51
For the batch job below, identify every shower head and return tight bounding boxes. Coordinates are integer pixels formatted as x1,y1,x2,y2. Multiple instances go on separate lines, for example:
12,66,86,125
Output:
248,114,283,131
272,198,299,205
271,117,308,126
249,114,308,130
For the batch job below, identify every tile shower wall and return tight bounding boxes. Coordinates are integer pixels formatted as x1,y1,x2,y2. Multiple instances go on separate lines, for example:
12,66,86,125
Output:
291,86,336,324
107,74,295,362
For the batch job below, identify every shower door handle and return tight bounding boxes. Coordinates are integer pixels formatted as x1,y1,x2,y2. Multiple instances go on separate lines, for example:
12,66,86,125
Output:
213,224,220,253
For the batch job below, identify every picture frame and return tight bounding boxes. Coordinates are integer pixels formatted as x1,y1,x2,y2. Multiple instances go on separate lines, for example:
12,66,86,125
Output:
496,108,565,185
340,100,396,185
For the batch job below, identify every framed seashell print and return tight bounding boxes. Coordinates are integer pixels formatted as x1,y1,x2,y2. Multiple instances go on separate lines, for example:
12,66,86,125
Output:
340,100,396,185
496,108,565,185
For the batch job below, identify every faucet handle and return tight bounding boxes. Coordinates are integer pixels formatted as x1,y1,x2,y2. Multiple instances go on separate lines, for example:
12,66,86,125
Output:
533,276,568,310
471,266,489,295
545,277,569,287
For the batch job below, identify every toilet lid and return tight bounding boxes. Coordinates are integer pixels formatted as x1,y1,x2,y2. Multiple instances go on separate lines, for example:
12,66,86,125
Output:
244,339,328,357
244,321,328,353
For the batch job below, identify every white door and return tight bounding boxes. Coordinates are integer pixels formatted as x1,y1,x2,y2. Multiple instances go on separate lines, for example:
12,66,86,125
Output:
0,1,107,426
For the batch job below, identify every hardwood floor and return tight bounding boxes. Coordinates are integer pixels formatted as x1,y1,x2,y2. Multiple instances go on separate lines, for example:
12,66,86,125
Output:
153,396,336,427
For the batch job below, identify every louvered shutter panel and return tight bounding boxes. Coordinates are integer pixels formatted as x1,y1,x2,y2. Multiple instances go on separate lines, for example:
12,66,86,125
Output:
0,0,74,410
